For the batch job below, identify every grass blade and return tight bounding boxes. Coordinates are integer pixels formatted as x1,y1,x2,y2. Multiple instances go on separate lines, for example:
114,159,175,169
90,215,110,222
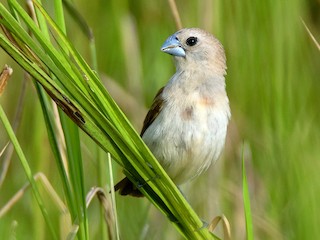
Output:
0,1,219,238
242,148,254,240
0,106,58,239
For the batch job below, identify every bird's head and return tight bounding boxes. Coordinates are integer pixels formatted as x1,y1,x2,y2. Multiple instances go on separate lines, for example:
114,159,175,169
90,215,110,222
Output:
161,28,226,75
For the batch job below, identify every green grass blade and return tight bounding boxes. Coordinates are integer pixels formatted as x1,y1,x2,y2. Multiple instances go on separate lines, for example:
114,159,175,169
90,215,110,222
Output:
33,0,78,226
24,1,88,238
53,0,89,238
0,1,219,238
34,81,76,215
0,31,124,162
0,106,58,240
30,0,78,228
60,114,88,240
242,150,254,240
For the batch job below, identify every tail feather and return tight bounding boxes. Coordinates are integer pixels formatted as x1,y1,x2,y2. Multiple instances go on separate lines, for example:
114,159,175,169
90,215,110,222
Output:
114,177,144,197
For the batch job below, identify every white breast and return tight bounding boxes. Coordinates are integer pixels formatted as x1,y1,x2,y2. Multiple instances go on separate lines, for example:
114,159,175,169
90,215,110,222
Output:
142,81,230,185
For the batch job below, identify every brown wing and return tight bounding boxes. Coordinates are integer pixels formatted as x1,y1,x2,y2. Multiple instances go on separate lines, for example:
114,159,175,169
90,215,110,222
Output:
140,87,165,136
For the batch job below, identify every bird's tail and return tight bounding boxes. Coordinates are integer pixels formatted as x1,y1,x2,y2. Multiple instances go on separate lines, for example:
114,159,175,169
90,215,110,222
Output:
113,177,144,197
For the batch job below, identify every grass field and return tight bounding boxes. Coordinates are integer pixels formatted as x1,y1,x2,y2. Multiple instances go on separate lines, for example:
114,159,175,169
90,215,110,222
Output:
0,0,319,239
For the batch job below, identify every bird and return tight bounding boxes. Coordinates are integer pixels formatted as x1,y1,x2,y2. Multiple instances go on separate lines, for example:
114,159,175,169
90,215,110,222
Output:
114,28,230,197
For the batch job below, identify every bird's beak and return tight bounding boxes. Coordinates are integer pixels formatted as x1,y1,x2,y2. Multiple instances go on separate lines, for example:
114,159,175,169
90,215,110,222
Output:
161,34,186,57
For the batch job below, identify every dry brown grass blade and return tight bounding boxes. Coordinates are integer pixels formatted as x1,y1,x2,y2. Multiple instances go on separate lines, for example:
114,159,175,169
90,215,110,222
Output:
0,172,73,239
86,187,116,240
0,142,9,158
0,65,13,95
65,224,79,240
208,215,231,240
0,23,20,49
301,19,320,51
0,142,10,187
167,0,183,29
0,172,68,217
1,15,43,68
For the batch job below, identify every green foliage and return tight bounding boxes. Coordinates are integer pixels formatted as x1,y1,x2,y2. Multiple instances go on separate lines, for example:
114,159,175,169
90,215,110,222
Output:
0,0,319,239
0,0,217,239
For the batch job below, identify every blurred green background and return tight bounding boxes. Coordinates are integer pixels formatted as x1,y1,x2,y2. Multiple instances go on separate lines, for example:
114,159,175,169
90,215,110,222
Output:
0,0,320,239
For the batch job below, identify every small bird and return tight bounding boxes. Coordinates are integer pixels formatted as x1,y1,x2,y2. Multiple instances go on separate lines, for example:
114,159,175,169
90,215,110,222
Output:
115,28,230,197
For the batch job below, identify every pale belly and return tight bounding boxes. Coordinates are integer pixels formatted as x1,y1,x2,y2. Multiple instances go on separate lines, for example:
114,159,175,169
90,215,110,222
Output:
141,101,229,185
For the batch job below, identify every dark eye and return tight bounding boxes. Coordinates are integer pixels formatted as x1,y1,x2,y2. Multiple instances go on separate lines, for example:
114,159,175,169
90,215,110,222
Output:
186,37,198,46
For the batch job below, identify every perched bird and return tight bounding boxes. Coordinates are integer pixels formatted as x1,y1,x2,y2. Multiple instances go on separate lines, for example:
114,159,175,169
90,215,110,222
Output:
115,28,230,197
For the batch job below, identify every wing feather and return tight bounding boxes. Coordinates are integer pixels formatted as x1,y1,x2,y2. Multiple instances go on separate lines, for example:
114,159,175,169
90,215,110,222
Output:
140,87,165,136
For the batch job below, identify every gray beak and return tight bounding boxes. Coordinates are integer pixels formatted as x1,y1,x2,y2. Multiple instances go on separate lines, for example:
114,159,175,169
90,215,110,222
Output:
160,34,186,57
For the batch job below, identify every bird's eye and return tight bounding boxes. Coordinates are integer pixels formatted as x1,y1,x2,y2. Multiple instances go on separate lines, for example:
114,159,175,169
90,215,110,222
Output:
186,37,198,46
